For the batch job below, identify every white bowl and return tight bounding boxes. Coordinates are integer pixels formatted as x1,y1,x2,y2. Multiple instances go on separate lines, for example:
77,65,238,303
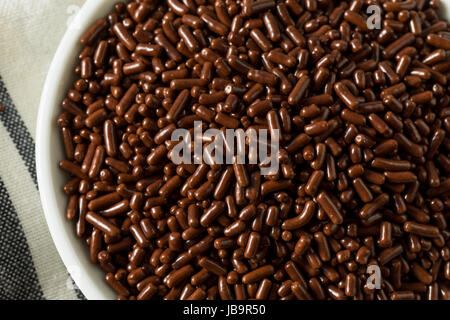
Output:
36,0,116,300
36,0,450,301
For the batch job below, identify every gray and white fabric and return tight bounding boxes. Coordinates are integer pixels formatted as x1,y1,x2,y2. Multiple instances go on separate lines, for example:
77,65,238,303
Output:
0,0,87,300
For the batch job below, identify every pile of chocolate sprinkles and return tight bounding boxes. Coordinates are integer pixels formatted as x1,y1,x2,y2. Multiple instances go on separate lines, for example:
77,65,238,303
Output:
58,0,450,300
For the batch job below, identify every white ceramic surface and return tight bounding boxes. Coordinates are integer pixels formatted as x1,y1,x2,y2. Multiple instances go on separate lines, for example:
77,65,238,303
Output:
440,1,450,21
36,0,450,301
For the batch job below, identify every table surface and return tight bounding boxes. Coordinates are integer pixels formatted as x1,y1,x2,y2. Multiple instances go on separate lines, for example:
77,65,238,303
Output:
0,0,86,300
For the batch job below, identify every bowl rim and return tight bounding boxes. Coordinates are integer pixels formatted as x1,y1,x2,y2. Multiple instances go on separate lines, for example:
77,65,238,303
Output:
36,0,115,300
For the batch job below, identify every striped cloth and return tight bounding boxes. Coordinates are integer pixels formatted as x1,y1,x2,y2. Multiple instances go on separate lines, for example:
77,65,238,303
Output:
0,0,87,300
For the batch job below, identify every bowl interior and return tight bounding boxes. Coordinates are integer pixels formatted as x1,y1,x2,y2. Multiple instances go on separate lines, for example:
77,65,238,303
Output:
37,0,450,300
37,0,117,300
